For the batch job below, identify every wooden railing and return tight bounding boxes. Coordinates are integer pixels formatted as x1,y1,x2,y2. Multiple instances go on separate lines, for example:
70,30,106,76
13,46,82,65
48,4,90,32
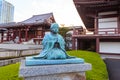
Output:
98,28,119,35
73,27,120,35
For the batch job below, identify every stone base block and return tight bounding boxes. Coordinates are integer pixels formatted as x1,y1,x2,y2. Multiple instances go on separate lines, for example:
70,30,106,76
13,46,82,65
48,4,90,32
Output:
26,57,84,66
19,60,92,80
24,72,86,80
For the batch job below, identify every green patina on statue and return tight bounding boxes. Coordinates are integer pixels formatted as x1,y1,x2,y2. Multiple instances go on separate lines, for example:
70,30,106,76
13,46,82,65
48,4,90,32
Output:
34,23,74,59
25,23,84,66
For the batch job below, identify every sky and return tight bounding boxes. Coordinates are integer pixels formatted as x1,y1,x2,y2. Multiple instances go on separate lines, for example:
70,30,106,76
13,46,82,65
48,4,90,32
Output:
5,0,85,27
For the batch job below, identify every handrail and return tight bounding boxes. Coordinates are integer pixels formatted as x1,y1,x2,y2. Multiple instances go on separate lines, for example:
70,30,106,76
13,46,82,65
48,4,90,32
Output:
73,27,120,35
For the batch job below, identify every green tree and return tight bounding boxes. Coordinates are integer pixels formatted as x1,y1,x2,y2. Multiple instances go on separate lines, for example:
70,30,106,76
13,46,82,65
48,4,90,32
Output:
59,27,70,50
59,27,69,38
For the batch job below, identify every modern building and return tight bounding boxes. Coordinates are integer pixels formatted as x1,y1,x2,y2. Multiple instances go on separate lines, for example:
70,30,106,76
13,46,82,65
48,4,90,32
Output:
0,0,14,23
73,0,120,54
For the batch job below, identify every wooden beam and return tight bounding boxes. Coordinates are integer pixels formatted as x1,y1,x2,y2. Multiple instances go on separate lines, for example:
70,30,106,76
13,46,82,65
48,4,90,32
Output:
72,37,76,50
99,14,118,18
7,30,10,41
25,28,29,41
19,29,21,42
94,16,98,34
118,7,120,33
96,38,99,53
1,32,4,42
74,1,118,5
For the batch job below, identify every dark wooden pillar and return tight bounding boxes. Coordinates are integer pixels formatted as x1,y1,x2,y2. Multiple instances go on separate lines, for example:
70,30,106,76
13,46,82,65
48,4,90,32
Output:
7,30,10,41
118,8,120,33
42,29,44,38
25,27,29,41
72,37,76,50
19,29,21,42
96,38,99,53
1,32,4,42
42,26,45,38
94,17,98,34
94,11,98,34
13,29,16,40
77,39,80,50
79,39,83,50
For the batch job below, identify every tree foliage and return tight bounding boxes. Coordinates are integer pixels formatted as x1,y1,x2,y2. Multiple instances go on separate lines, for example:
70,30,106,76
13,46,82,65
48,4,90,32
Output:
59,27,69,38
59,27,71,50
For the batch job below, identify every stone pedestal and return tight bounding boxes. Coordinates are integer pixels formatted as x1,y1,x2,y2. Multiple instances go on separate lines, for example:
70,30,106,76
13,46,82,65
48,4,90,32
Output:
19,60,92,80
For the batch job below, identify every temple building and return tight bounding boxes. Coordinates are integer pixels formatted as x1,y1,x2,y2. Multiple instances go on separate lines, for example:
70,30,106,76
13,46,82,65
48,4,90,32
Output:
0,13,55,44
73,0,120,54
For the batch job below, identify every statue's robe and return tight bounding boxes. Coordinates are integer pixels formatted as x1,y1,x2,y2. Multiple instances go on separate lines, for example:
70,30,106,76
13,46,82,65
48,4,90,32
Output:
34,33,73,59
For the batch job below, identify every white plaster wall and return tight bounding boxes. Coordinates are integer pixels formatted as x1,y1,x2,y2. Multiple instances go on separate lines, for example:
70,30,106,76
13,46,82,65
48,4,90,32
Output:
98,17,117,34
100,42,120,54
98,18,117,28
99,21,117,28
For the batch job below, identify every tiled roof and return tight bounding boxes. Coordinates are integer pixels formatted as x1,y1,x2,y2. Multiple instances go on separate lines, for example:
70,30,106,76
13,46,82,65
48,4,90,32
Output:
0,22,16,27
0,13,54,28
21,13,53,23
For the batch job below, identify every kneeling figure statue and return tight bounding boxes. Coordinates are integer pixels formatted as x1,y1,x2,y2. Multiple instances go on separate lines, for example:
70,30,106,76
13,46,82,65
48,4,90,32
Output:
26,23,84,65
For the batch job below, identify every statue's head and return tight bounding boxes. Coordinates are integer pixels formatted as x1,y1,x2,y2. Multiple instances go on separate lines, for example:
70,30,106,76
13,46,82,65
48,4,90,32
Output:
50,23,59,34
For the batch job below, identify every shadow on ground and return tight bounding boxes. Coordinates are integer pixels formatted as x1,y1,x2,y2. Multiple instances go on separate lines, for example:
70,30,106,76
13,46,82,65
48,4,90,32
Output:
104,58,120,80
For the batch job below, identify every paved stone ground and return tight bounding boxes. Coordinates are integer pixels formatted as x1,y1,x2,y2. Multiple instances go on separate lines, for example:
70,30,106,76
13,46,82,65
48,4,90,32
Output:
100,54,120,59
104,58,120,80
101,54,120,80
